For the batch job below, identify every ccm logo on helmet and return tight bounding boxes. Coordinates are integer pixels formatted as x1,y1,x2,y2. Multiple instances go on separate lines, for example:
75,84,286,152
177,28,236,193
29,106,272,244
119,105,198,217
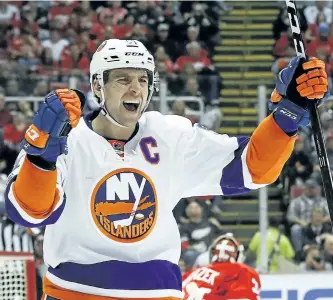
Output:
125,52,144,56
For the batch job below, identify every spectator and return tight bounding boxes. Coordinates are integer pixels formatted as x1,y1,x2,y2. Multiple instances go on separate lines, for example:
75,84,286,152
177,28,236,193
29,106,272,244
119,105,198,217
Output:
76,1,95,23
304,0,332,25
286,136,313,187
41,29,69,62
1,111,27,175
272,6,307,40
60,43,89,77
39,47,58,78
48,0,74,25
171,100,186,117
302,208,332,251
304,12,327,42
113,14,135,39
76,29,97,57
0,2,20,28
287,179,330,256
272,29,296,58
33,80,49,97
171,62,197,94
17,102,33,122
3,111,28,147
154,46,174,74
299,245,332,271
17,44,40,73
129,0,156,26
186,26,200,44
98,1,128,26
149,23,179,61
5,78,24,96
91,13,112,42
183,77,202,98
247,218,295,273
0,92,13,127
306,24,333,58
184,3,219,47
103,25,115,41
8,28,41,61
127,24,148,44
66,10,81,41
180,201,220,268
184,26,208,55
175,41,212,73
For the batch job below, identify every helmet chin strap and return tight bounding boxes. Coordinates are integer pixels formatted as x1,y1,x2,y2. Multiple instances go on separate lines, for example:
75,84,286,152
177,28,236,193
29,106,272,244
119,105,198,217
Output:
99,88,129,128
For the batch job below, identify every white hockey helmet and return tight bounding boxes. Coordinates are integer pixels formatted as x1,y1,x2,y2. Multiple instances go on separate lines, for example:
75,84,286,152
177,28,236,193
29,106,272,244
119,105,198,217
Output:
209,233,245,264
90,39,158,127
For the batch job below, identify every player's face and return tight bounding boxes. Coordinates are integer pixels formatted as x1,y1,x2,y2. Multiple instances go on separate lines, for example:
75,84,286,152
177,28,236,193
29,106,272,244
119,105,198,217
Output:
104,68,149,127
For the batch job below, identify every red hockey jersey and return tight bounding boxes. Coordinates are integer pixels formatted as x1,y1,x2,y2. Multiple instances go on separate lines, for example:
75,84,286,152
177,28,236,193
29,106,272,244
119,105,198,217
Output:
182,262,261,300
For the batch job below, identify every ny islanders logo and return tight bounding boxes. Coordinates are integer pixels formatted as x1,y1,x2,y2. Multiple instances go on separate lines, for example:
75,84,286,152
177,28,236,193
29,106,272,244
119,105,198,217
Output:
91,168,158,243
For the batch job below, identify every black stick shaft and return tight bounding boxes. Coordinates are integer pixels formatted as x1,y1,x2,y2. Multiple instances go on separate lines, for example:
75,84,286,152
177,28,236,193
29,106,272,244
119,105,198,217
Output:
286,0,333,224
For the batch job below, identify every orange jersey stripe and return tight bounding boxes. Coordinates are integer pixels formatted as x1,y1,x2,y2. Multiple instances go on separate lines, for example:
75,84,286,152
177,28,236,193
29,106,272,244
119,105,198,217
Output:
44,277,182,300
13,157,59,218
246,114,296,184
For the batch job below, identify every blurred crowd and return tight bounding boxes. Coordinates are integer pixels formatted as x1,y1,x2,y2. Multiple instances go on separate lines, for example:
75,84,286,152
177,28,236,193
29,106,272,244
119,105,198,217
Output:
1,0,333,298
271,0,333,272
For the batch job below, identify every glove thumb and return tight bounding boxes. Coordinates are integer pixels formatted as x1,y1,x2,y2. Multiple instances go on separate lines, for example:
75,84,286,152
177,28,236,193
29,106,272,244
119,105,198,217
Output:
276,56,302,96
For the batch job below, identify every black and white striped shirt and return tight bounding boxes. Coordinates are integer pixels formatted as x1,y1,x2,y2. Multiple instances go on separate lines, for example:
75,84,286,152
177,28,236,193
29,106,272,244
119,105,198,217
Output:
0,215,34,253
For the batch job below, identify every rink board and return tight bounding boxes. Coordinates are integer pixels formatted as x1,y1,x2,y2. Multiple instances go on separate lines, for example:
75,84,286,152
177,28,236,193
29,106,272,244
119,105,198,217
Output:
260,272,333,300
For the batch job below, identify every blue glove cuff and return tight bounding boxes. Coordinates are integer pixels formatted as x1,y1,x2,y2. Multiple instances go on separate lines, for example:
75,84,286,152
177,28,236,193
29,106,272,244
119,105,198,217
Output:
272,98,309,133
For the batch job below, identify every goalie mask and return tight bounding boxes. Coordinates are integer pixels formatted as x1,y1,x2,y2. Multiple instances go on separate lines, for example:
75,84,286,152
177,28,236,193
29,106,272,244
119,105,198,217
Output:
89,39,159,128
210,233,245,264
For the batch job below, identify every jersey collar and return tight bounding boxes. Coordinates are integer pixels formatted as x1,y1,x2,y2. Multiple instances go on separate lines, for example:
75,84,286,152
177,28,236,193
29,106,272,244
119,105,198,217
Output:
83,111,139,143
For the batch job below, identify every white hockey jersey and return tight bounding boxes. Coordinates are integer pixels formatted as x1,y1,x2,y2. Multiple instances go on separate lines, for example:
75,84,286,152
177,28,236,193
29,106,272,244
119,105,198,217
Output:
5,111,286,299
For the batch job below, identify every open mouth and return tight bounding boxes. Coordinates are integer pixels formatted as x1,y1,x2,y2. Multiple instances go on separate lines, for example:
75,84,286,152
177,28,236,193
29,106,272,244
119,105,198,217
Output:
123,101,140,112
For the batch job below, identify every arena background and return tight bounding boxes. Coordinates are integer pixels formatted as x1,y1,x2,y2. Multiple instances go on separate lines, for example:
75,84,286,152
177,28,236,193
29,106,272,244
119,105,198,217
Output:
0,0,333,299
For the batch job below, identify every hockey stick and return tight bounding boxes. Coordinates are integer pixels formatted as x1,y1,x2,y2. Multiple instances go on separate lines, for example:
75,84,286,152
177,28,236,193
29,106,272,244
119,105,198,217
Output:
286,0,333,224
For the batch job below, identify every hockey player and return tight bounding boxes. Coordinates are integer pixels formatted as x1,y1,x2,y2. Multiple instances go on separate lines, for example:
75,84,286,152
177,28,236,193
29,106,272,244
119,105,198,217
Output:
182,233,260,300
4,39,329,299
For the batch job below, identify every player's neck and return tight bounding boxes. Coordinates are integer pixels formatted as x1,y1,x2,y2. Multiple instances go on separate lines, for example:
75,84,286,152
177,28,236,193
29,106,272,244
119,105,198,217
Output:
92,113,136,141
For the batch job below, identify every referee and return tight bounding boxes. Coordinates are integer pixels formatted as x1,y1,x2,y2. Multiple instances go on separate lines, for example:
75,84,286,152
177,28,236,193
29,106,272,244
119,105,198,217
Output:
0,212,34,253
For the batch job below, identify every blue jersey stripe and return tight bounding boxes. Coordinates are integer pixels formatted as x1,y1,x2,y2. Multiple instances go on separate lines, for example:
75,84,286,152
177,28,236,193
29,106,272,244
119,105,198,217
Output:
220,136,251,195
48,259,182,291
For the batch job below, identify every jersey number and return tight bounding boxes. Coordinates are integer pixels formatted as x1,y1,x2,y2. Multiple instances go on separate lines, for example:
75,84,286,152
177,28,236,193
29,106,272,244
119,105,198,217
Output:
185,282,211,300
251,278,260,300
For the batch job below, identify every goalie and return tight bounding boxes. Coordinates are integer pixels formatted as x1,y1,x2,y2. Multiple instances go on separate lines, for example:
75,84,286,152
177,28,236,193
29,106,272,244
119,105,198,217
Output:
4,38,329,299
182,233,260,300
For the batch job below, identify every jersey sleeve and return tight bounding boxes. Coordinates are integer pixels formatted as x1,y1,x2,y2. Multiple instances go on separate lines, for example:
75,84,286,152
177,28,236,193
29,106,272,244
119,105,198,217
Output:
175,114,295,199
4,150,67,227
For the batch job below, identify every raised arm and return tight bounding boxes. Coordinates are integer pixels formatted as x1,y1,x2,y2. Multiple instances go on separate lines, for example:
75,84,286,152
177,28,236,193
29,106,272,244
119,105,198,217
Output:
5,89,82,227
